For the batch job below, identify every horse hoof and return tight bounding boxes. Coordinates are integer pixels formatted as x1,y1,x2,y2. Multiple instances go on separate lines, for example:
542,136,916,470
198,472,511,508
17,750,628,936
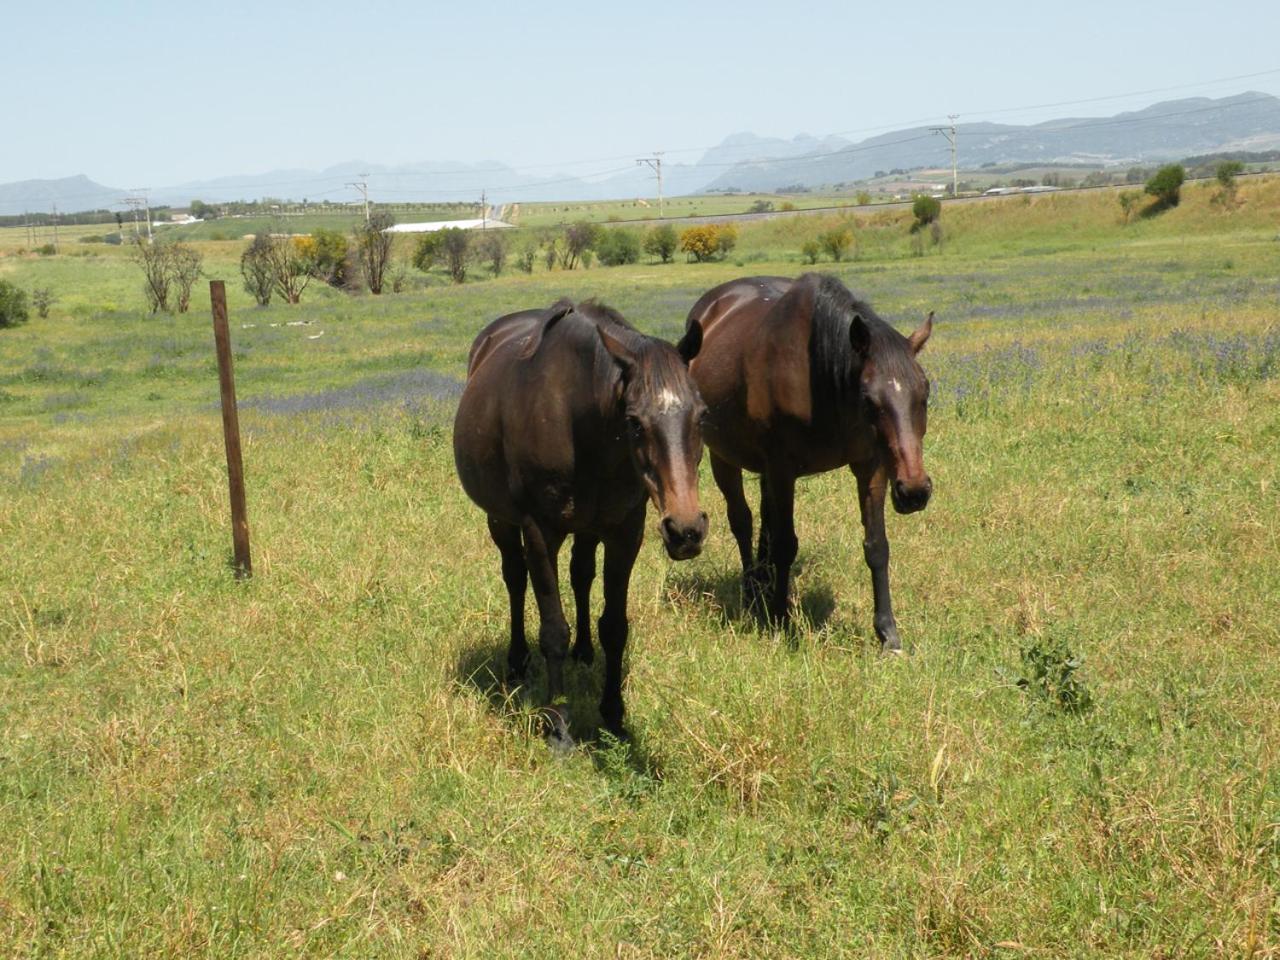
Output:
879,641,905,657
572,643,595,666
544,708,575,755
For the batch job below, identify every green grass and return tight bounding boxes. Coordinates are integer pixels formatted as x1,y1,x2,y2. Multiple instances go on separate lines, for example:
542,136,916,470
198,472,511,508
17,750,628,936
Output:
1,178,1279,957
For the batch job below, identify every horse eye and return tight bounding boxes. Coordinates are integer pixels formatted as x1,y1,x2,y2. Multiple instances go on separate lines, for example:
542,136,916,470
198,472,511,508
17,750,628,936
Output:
626,414,644,434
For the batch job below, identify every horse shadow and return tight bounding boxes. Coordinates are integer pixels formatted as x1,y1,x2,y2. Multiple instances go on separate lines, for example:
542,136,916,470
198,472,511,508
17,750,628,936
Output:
454,639,665,784
663,556,843,643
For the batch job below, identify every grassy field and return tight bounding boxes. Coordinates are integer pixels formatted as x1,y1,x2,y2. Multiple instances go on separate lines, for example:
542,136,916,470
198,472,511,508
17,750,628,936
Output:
1,177,1279,957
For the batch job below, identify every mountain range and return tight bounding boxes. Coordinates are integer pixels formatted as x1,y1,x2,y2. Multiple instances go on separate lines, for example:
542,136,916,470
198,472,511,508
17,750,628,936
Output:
3,92,1279,216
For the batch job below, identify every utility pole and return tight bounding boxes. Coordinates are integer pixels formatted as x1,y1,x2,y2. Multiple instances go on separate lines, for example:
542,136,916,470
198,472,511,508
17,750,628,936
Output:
480,189,487,230
931,116,959,197
122,195,147,241
51,204,60,253
636,152,664,219
346,173,370,223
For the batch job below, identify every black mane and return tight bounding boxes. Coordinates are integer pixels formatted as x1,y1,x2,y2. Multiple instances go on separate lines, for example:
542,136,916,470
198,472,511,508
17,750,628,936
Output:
802,273,918,409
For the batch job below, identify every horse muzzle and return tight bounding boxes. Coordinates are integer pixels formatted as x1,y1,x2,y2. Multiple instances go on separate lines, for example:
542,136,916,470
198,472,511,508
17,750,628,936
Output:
660,512,708,560
890,477,932,514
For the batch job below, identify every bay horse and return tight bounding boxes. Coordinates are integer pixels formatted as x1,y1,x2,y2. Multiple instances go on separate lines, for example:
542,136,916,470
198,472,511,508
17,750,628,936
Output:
678,274,933,651
454,299,708,748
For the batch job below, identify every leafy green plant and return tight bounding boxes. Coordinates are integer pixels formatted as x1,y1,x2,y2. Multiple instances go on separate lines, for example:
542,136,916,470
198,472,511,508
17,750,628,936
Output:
911,194,941,232
1017,630,1094,714
596,228,641,266
642,224,678,263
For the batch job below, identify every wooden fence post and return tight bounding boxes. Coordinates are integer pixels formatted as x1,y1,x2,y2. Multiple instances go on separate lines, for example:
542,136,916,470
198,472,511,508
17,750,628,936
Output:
209,280,252,578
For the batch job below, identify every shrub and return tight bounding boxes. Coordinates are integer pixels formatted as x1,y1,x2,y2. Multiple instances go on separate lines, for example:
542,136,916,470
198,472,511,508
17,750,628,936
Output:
642,223,678,263
240,234,274,306
412,233,441,273
0,280,30,328
679,224,737,263
819,227,854,262
1144,164,1185,208
355,212,396,294
911,194,941,231
1213,160,1244,208
478,230,508,277
31,288,57,319
515,235,538,274
37,243,56,256
440,227,471,283
748,199,774,214
170,244,203,313
311,228,352,287
596,228,641,266
1117,191,1142,225
800,239,820,264
856,191,872,206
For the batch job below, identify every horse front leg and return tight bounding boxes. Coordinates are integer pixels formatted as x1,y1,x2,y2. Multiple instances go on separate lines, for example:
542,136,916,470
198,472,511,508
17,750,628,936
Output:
598,508,644,738
569,534,599,665
520,518,574,750
855,464,902,652
709,452,756,611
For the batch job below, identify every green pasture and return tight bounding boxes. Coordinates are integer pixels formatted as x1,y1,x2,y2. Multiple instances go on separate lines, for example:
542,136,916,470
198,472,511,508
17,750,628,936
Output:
1,178,1278,957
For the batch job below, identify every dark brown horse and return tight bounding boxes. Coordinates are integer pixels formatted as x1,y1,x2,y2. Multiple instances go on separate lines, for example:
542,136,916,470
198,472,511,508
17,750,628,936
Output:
679,274,933,651
454,299,708,748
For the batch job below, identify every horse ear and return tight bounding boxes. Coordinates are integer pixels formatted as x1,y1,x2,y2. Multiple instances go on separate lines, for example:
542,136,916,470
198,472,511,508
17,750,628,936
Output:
597,324,637,380
517,298,574,360
676,318,703,365
849,313,870,357
909,311,934,355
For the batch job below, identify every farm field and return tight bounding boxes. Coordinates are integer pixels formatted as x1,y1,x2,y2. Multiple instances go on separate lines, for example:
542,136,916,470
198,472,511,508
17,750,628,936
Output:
1,179,1279,957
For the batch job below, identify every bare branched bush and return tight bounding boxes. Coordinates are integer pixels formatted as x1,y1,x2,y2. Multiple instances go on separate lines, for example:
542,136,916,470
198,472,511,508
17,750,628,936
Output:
356,212,396,294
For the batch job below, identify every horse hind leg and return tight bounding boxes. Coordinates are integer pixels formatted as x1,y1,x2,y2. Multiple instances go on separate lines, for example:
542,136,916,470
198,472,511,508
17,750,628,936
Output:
760,468,798,626
487,517,529,685
569,534,598,665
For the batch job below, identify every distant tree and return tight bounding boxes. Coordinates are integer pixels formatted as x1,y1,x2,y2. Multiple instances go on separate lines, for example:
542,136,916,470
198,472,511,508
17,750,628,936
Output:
479,230,508,277
1144,164,1185,208
911,194,941,232
190,200,218,220
642,223,678,263
560,221,599,270
0,280,29,328
800,239,820,264
170,244,203,313
819,227,854,262
240,233,274,306
1216,160,1245,187
355,212,396,294
748,199,774,214
542,233,559,271
596,227,641,266
31,287,57,319
440,227,471,283
311,229,352,287
412,233,442,273
856,191,872,206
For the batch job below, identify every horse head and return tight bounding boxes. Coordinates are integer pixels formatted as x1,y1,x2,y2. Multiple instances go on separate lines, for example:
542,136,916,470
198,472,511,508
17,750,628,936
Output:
853,310,934,514
598,323,709,559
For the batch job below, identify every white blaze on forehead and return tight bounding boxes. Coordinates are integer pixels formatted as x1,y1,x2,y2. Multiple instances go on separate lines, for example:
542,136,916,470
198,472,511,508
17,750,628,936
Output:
890,378,902,393
657,388,686,413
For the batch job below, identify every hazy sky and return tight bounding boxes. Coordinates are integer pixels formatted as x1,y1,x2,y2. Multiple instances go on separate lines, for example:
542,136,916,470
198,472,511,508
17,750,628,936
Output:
9,0,1280,188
